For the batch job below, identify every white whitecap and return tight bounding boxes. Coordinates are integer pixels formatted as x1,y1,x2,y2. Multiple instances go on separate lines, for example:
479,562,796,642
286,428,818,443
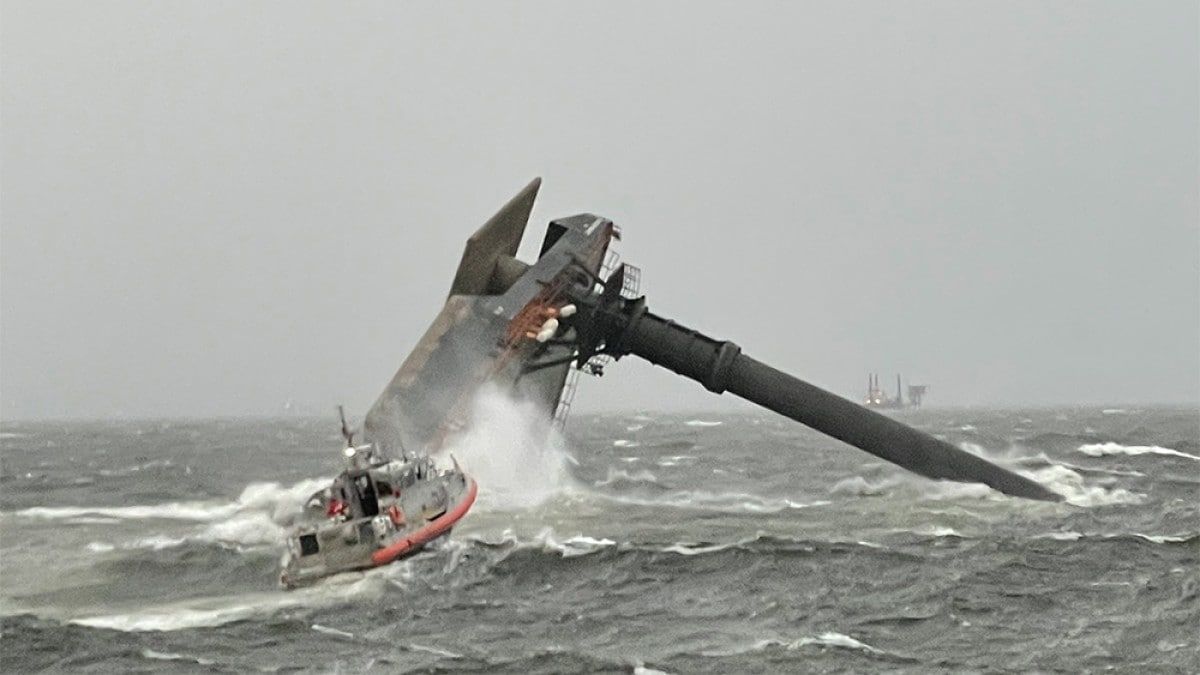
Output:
312,623,355,639
660,542,734,556
141,649,215,666
1037,531,1084,541
1077,442,1200,462
602,490,828,514
1021,464,1144,507
594,467,659,487
1131,533,1193,544
701,632,883,657
830,476,897,497
793,632,883,654
408,643,463,659
527,528,616,558
909,525,965,538
73,571,389,632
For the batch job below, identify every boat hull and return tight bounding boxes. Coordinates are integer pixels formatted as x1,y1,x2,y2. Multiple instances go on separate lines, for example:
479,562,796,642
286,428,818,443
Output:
280,470,476,589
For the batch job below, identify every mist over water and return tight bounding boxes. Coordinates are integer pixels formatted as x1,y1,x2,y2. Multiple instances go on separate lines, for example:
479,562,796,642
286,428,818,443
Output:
1,406,1197,672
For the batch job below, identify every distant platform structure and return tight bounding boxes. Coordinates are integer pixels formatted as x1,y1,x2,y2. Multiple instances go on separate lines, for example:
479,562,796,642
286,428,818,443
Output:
864,373,927,409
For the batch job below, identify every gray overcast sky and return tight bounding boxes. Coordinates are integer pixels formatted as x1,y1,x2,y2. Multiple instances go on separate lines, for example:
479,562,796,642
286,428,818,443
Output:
2,1,1197,420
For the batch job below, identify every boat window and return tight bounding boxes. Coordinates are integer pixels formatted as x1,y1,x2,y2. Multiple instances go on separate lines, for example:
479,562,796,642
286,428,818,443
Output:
353,474,381,517
299,533,320,556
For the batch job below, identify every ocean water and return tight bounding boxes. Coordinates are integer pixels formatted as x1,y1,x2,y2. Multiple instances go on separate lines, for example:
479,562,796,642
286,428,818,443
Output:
1,406,1197,673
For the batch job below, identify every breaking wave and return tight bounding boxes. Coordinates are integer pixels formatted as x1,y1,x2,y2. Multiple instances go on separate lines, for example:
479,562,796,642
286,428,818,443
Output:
601,489,830,514
701,632,891,658
593,468,662,489
1033,531,1199,545
466,530,897,563
70,570,394,632
1077,442,1200,462
655,455,696,467
1019,465,1144,507
830,476,899,497
12,478,328,525
19,478,329,557
470,528,618,558
1013,452,1146,477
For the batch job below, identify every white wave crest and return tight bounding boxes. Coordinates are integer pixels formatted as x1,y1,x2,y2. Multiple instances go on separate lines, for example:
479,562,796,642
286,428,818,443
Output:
1015,452,1146,477
408,643,463,659
656,455,696,467
1077,442,1200,462
311,623,355,639
660,541,735,556
702,631,883,657
46,477,329,555
141,649,216,666
613,439,640,448
1036,531,1084,541
13,477,328,525
475,528,617,558
910,525,966,538
199,511,286,548
98,459,174,477
1021,465,1144,507
795,632,883,654
1132,533,1194,544
72,566,398,632
830,476,898,497
17,502,238,522
919,480,999,501
594,468,660,488
1034,531,1194,544
76,597,300,632
685,419,722,427
603,490,829,514
85,536,192,553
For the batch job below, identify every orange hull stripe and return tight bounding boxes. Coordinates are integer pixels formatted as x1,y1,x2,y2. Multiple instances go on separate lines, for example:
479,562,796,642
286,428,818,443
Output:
370,478,478,566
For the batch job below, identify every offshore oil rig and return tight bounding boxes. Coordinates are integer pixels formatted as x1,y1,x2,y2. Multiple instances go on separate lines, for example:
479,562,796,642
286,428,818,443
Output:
864,373,928,409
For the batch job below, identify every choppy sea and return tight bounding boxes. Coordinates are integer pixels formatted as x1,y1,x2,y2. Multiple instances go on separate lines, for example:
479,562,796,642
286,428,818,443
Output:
1,406,1197,673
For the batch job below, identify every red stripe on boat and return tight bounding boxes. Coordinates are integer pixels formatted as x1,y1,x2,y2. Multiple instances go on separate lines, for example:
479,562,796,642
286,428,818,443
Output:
370,477,478,566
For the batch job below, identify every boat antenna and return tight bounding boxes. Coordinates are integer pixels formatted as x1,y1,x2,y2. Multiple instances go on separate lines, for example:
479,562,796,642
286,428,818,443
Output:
338,404,355,448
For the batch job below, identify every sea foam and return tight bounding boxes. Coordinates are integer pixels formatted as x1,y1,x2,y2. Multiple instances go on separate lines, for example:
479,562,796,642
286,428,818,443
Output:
1077,442,1200,462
